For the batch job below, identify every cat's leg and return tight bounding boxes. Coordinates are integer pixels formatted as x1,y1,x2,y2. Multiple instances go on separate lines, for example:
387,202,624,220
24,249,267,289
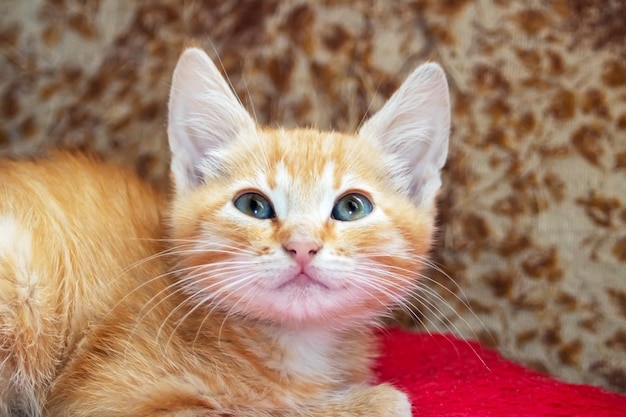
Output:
101,384,411,417
161,384,412,417
212,384,412,417
45,382,411,417
186,384,412,417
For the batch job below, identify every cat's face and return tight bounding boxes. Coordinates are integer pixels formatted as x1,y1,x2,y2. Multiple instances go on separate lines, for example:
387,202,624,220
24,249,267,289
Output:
167,48,450,327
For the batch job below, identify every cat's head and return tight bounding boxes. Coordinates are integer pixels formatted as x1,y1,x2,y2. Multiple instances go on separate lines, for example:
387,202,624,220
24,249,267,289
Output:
167,48,449,328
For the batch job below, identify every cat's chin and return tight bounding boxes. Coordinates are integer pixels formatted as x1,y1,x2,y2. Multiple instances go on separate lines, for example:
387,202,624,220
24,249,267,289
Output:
245,283,378,328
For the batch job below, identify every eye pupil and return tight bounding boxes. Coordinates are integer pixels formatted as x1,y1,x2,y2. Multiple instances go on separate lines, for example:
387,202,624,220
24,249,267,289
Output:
332,193,373,222
347,200,358,214
234,192,275,219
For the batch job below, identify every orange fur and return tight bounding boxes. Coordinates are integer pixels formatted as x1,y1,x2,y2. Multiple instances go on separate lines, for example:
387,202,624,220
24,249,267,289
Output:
0,47,450,416
0,153,164,415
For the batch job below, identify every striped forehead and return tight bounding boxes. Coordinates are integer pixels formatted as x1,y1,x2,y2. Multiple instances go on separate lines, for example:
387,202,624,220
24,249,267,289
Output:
235,128,378,220
268,159,338,219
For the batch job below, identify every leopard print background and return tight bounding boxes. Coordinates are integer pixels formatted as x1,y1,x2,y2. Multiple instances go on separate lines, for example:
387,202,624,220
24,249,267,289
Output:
1,0,625,393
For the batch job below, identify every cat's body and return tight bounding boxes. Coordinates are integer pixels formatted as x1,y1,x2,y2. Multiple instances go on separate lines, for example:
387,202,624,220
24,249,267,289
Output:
0,48,450,416
0,154,165,415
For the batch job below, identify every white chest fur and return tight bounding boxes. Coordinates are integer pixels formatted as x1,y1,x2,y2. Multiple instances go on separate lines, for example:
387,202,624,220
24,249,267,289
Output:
270,327,343,383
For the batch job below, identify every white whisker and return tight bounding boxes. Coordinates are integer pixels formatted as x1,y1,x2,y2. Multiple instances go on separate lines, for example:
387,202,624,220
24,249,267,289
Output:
352,264,490,370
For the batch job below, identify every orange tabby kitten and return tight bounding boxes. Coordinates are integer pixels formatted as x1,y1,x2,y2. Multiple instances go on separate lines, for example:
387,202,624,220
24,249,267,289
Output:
0,47,450,416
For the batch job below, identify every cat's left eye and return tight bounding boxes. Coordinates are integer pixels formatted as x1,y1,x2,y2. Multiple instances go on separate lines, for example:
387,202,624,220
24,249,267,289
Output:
331,193,373,222
234,192,275,220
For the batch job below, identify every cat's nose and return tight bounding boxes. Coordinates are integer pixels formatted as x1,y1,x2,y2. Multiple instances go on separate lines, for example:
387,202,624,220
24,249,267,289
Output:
284,241,320,267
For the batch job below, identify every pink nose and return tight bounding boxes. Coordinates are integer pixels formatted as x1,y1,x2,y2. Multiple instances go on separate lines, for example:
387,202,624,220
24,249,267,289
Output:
284,241,320,266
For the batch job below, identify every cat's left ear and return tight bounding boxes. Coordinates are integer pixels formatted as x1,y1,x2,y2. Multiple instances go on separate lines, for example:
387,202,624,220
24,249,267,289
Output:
358,63,450,208
168,47,256,193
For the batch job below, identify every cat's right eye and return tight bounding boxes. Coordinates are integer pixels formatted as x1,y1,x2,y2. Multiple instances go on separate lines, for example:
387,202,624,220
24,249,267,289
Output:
233,192,275,220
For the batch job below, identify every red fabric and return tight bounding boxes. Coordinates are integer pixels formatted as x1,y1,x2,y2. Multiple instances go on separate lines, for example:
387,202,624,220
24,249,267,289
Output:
375,328,626,417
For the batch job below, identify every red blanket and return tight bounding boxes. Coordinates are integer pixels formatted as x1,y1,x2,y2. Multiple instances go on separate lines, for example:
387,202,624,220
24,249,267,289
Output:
375,328,626,416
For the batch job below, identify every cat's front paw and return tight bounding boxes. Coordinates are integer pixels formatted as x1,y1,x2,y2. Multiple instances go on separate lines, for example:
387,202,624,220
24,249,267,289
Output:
365,384,412,417
348,384,412,417
312,383,412,417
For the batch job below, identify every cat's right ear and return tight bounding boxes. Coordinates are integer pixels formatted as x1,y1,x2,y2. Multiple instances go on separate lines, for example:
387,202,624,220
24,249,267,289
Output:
168,47,256,192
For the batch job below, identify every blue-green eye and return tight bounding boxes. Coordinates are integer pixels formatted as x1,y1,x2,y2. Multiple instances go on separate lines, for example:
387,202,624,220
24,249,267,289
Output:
234,192,275,219
331,193,373,221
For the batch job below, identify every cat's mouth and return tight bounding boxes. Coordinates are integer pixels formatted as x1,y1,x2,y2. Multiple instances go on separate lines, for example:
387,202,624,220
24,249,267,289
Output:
276,273,330,290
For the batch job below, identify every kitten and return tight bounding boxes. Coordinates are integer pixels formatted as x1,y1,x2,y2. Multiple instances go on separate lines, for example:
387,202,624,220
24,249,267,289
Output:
0,47,450,416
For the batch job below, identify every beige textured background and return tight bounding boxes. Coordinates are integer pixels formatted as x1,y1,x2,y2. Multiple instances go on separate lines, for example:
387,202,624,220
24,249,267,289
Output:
1,0,625,393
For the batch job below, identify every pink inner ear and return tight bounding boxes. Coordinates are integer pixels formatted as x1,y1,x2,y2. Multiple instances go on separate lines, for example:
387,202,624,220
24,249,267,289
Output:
168,48,256,193
357,62,450,207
